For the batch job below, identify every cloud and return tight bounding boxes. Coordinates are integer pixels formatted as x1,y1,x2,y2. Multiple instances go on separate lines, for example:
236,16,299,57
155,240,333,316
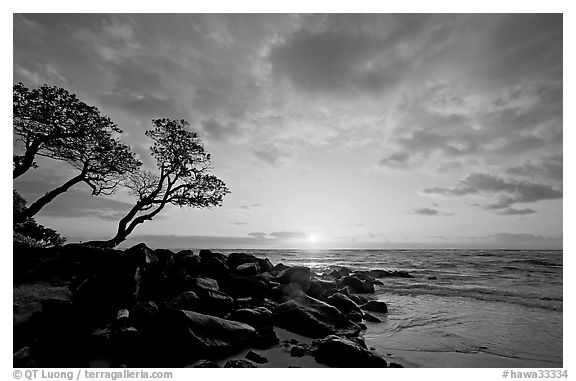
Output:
232,222,250,225
238,203,263,210
269,231,308,239
506,155,563,182
200,118,240,142
496,208,537,216
248,232,268,239
422,173,562,210
410,207,453,216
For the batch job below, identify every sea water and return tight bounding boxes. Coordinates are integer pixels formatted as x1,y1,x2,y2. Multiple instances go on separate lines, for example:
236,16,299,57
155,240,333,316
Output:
210,249,563,367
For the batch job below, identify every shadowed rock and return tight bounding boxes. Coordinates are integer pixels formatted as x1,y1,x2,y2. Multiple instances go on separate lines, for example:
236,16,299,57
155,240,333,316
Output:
245,350,268,364
224,359,257,368
192,359,220,367
277,266,312,292
339,276,375,294
314,335,388,368
274,295,361,338
326,293,363,316
228,307,273,329
361,300,388,313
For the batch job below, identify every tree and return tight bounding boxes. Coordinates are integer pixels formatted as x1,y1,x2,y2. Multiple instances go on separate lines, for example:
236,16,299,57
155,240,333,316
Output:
90,119,230,247
13,83,142,221
13,190,65,247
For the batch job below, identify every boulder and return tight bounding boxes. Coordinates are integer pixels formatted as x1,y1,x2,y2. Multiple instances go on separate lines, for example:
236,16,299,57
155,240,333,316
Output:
199,251,230,281
124,243,157,267
224,276,271,298
192,359,220,368
245,350,268,364
326,293,363,316
227,253,263,269
224,359,257,368
339,276,374,294
346,310,363,323
362,312,382,323
228,307,273,328
235,262,261,277
188,277,220,293
368,269,413,278
273,263,291,272
169,291,202,312
274,296,361,338
313,335,388,368
252,326,280,349
277,266,312,292
361,300,388,314
130,301,159,331
161,308,255,358
290,345,307,357
348,294,369,306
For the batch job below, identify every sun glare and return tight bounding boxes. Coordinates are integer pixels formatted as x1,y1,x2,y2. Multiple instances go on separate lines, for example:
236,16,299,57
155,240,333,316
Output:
307,233,318,243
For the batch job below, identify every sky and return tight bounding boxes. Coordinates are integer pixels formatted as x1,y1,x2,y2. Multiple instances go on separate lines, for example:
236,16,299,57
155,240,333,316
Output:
12,13,563,249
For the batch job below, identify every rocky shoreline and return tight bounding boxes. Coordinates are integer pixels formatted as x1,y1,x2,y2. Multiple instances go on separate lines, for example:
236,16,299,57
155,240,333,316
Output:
13,243,413,368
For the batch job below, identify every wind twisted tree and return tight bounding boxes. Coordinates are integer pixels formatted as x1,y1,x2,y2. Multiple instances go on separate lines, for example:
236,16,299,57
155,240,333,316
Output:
90,118,230,247
13,83,141,221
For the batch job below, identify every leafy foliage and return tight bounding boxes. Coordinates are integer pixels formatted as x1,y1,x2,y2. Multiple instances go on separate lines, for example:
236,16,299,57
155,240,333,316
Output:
13,83,142,220
97,119,230,246
13,190,65,248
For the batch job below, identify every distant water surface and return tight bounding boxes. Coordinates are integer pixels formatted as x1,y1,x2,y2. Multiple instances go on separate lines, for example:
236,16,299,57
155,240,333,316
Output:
189,248,563,367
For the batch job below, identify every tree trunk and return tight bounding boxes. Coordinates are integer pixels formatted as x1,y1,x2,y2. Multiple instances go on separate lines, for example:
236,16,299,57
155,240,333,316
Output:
13,140,42,179
19,173,85,221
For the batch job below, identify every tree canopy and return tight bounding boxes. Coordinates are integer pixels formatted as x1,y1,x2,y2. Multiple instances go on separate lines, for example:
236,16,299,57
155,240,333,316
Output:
13,190,65,248
92,118,230,247
13,83,142,221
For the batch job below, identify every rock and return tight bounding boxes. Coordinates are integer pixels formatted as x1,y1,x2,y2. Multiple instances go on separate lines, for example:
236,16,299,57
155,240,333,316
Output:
152,248,175,267
228,307,273,328
192,359,220,367
389,362,404,368
277,266,312,292
290,345,307,357
268,283,306,302
363,312,382,323
368,269,413,278
202,290,234,315
124,243,157,267
71,273,135,316
339,276,374,294
358,322,367,330
169,291,202,312
273,263,290,272
361,300,388,313
348,294,369,305
189,276,220,293
252,326,280,349
328,267,352,279
224,359,257,368
346,310,363,323
274,295,361,338
13,346,40,367
161,308,255,358
174,251,201,275
313,335,388,368
130,301,159,331
224,276,271,298
305,281,324,299
199,251,230,281
326,293,363,316
110,326,142,366
428,276,438,280
259,258,275,273
245,350,268,364
235,262,261,277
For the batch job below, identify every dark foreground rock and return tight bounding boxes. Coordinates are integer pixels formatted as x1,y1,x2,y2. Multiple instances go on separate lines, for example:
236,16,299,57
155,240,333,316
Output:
274,296,361,338
314,335,388,368
361,300,388,313
224,359,257,368
245,350,268,364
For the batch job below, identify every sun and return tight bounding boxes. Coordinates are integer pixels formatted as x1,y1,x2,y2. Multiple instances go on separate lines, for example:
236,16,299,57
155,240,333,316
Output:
307,233,318,243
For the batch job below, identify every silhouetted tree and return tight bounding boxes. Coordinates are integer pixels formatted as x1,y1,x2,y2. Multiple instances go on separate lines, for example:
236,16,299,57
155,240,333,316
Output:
13,190,65,247
13,83,142,221
90,119,230,247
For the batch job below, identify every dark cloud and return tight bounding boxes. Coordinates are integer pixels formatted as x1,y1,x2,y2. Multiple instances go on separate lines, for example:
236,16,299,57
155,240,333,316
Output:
423,173,562,210
269,231,308,239
410,207,453,216
232,222,250,225
378,152,411,169
248,232,268,239
506,155,563,182
238,203,263,210
200,118,240,142
496,208,537,216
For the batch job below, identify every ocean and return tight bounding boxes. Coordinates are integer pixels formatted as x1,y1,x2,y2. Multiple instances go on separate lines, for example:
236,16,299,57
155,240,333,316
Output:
213,248,563,367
